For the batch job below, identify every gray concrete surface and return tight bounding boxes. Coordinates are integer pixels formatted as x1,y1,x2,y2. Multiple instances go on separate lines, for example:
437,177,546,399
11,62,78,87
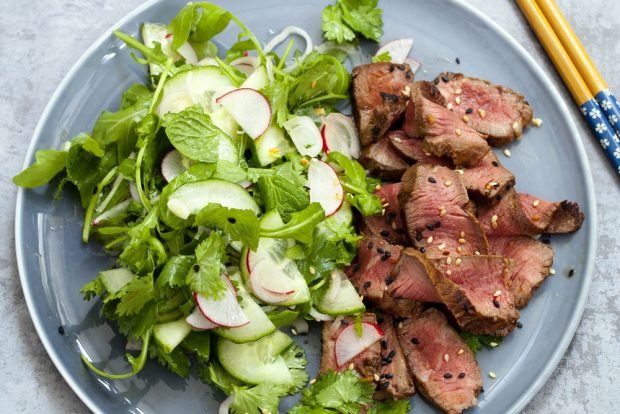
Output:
0,0,618,412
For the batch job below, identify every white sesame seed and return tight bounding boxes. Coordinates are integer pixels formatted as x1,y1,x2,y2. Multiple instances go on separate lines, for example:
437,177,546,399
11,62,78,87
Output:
375,184,382,190
440,209,447,217
427,236,434,243
474,251,480,255
456,246,463,253
455,96,461,104
503,149,512,157
446,256,453,265
512,121,519,130
383,202,390,208
455,258,462,266
374,373,381,382
458,238,466,244
457,348,464,355
478,108,486,118
489,342,498,347
455,88,462,95
309,266,316,275
398,321,404,329
488,371,497,379
349,363,355,370
550,268,556,275
463,115,470,122
491,221,498,229
444,353,450,362
291,328,298,336
392,136,402,143
310,378,317,384
491,214,498,222
532,117,543,127
533,199,540,207
460,231,465,237
445,180,453,186
392,222,398,231
494,290,502,297
455,128,462,136
447,102,453,110
455,169,464,175
438,242,446,250
446,270,452,275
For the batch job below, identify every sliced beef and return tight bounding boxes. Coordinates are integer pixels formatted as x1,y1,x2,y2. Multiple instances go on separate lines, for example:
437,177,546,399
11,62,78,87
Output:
348,237,420,317
398,308,482,414
478,190,584,237
431,255,519,336
352,62,414,146
374,314,416,400
320,314,382,379
388,248,441,303
461,150,515,200
404,85,490,166
415,80,448,107
398,164,489,260
434,72,534,147
358,182,406,245
489,236,554,308
388,130,454,168
359,135,409,180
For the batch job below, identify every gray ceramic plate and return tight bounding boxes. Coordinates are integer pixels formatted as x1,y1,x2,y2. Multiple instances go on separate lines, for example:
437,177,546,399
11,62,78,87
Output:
15,0,596,413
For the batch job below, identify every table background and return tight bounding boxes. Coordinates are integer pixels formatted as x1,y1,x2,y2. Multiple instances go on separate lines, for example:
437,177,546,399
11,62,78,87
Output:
1,0,618,412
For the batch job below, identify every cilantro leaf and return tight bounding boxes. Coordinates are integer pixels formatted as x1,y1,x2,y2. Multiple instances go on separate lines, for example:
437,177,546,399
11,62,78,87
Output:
230,382,290,414
14,148,69,188
283,345,309,394
194,204,260,250
260,203,325,244
187,232,227,299
157,255,194,289
339,0,383,42
199,360,243,393
80,275,104,301
322,4,356,43
460,331,504,354
181,331,211,362
151,343,191,378
163,105,225,163
368,399,411,414
372,51,391,63
115,274,156,317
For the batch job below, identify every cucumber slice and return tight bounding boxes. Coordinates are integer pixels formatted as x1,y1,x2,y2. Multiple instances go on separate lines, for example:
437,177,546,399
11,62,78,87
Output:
252,125,295,167
140,23,181,77
210,107,240,141
99,268,134,294
241,66,268,90
214,278,276,343
315,270,365,316
217,330,294,384
157,66,234,116
153,318,193,354
167,179,260,220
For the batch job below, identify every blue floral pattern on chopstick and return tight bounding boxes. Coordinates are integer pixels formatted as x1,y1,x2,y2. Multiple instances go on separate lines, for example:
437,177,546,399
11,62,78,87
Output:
580,98,620,175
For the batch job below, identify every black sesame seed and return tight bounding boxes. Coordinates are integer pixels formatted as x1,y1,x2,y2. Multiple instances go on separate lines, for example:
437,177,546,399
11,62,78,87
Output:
491,161,499,167
380,91,400,102
458,372,466,379
384,251,391,258
415,230,424,241
419,247,426,253
496,195,503,201
434,221,442,229
568,268,575,277
383,357,393,364
411,337,419,345
493,299,500,308
381,340,387,349
426,223,435,231
372,126,381,137
363,281,371,289
388,350,396,359
380,254,389,262
380,229,391,237
295,352,304,358
387,211,397,221
433,78,440,85
516,321,523,329
444,373,453,379
389,64,395,72
352,263,360,273
384,373,394,379
377,247,385,254
396,64,405,71
368,241,374,249
227,217,236,224
456,57,461,64
385,276,394,285
193,264,200,272
58,326,65,335
465,107,473,114
341,319,350,325
380,381,390,389
481,387,485,393
381,360,389,366
441,75,449,83
428,176,437,183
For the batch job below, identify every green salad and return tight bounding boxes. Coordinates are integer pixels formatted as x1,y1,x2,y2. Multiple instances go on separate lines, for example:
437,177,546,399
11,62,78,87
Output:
14,1,412,412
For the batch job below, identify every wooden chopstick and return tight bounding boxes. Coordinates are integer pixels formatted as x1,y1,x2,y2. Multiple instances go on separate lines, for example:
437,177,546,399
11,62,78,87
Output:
516,0,620,175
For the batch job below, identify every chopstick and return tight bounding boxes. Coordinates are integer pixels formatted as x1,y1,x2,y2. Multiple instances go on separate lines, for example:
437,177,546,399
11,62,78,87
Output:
516,0,620,175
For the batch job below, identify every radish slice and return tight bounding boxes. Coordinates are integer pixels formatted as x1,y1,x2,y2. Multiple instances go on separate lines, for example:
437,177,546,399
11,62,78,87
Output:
334,322,384,367
308,159,344,216
321,113,361,159
195,275,250,328
252,259,296,296
231,56,261,75
161,150,186,182
186,307,220,330
283,116,323,157
292,318,309,335
376,38,414,64
248,260,294,304
404,57,422,75
216,88,271,139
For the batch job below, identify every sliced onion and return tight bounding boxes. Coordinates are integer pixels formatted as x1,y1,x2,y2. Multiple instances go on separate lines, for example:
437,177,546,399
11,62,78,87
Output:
264,26,313,60
292,318,309,335
404,57,422,75
315,41,364,66
219,395,234,414
129,182,140,203
230,56,261,76
309,307,335,322
92,199,131,226
376,38,415,64
125,338,142,351
176,42,198,65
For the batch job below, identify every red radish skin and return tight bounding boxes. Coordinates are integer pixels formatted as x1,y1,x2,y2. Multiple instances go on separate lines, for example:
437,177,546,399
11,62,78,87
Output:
334,322,384,367
194,276,250,328
186,307,220,330
308,159,344,217
321,113,361,159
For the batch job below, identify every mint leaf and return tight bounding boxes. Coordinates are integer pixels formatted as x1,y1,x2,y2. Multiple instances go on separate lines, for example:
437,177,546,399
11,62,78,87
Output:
257,174,309,219
187,232,227,299
322,4,356,43
163,105,224,163
194,204,260,250
13,149,67,188
260,203,325,244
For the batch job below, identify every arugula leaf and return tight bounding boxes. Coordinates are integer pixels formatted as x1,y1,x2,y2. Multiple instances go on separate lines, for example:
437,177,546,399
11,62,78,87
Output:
92,92,151,147
292,369,374,414
282,345,309,394
259,203,325,244
230,383,289,414
460,331,504,354
372,51,391,63
322,4,356,43
163,105,224,163
368,399,411,414
13,149,68,188
187,232,227,299
326,152,383,216
257,174,309,220
193,204,260,250
339,0,383,42
191,5,231,43
157,255,194,289
120,84,153,109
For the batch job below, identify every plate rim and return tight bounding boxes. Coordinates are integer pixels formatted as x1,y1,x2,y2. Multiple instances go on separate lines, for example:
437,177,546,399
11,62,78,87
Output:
14,0,597,413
